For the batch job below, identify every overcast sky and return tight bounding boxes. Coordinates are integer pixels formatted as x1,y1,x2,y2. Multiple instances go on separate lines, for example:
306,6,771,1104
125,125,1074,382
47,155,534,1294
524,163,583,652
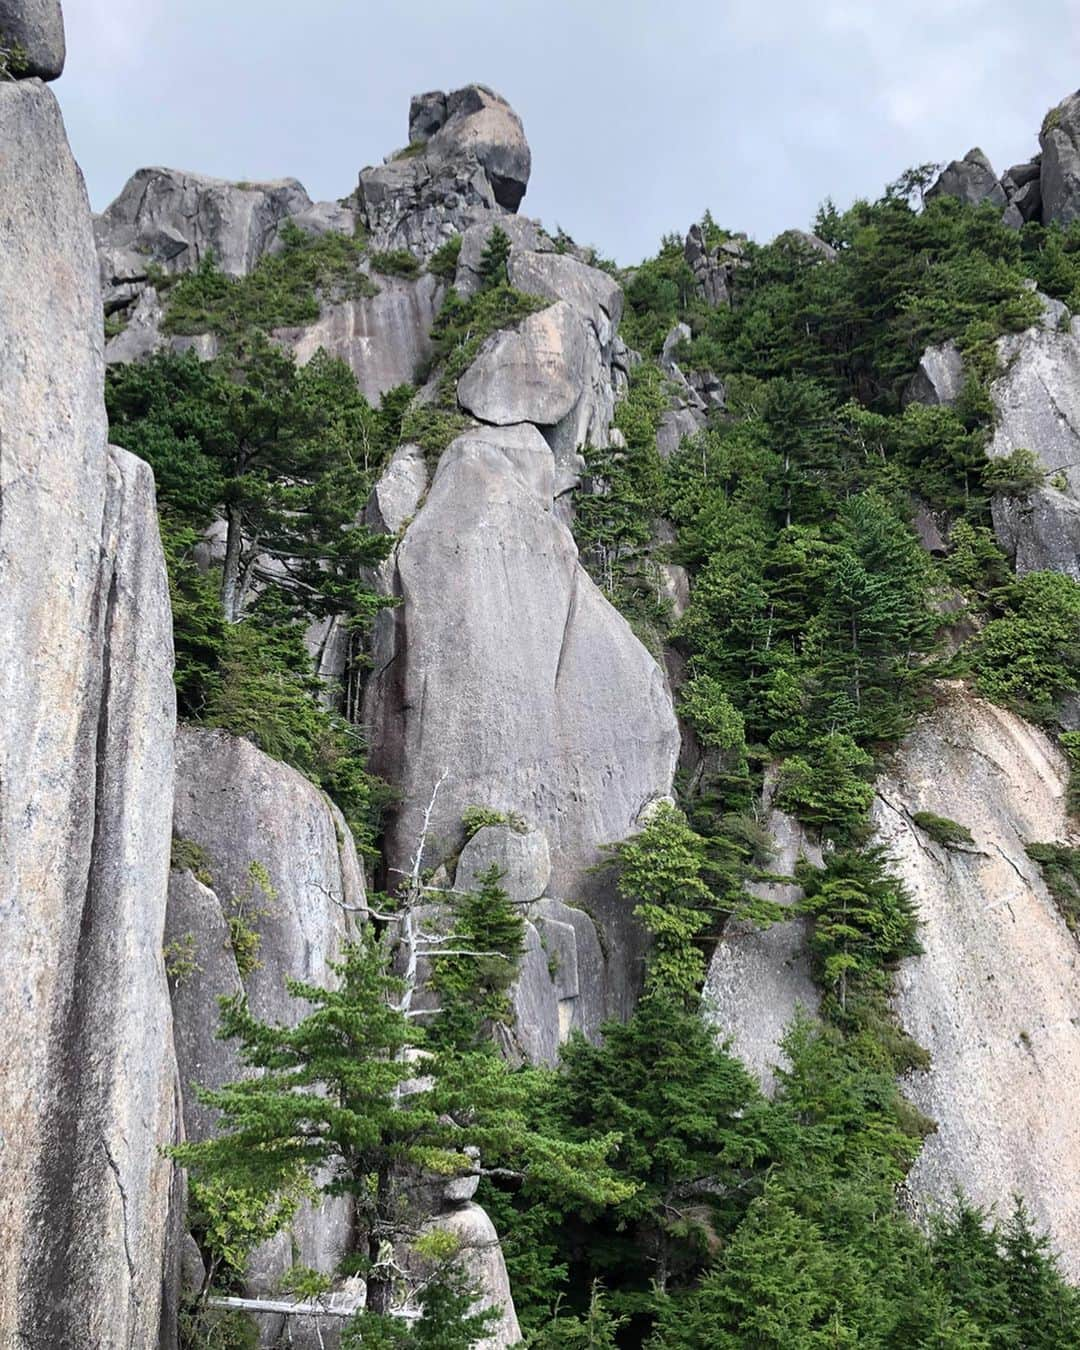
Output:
59,0,1080,264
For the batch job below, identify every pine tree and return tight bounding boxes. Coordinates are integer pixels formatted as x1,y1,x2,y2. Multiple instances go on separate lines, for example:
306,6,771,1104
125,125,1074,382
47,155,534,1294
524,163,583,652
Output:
172,938,627,1322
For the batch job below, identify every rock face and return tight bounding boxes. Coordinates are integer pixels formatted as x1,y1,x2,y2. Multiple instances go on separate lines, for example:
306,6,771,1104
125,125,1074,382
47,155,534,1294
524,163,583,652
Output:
683,224,747,307
167,727,365,1291
420,1203,522,1349
704,797,821,1095
1041,91,1080,225
96,167,311,295
277,270,444,403
0,0,65,78
926,148,1007,208
992,487,1080,579
984,317,1080,572
0,76,178,1348
873,687,1080,1278
357,84,530,258
902,340,965,407
365,426,680,1015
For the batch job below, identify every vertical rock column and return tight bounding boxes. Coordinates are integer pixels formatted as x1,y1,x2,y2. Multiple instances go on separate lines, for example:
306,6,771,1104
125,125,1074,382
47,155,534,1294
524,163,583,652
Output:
0,48,179,1350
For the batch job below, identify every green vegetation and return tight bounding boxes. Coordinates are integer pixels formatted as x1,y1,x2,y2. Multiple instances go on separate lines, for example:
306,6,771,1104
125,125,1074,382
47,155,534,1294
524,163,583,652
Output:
0,33,29,79
1025,842,1080,934
163,222,376,343
370,247,422,278
912,810,975,847
461,805,527,839
428,234,463,281
113,147,1080,1344
970,570,1080,723
171,836,213,886
107,340,403,855
172,936,630,1329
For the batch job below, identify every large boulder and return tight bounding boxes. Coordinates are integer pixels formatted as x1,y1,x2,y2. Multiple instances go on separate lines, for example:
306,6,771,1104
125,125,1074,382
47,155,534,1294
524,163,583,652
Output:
0,79,178,1346
507,249,624,342
1041,92,1080,224
704,799,821,1095
457,300,586,426
364,426,679,1015
0,0,65,78
167,726,366,1292
357,85,530,258
875,686,1080,1279
276,270,444,403
456,824,552,905
430,85,531,212
926,148,1006,208
417,1204,522,1349
95,167,312,297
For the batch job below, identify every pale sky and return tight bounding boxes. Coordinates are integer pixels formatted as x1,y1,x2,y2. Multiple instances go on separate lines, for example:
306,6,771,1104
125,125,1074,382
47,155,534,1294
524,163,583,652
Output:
59,0,1080,264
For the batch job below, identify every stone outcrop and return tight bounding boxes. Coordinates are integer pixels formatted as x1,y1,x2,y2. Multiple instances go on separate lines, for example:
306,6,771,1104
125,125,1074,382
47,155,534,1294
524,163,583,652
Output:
983,315,1080,573
95,167,312,306
874,687,1080,1279
0,0,65,78
1041,91,1080,225
683,224,747,307
926,148,1007,208
356,84,530,258
704,795,821,1095
458,300,588,427
702,686,1080,1278
902,340,965,407
0,74,178,1348
365,425,680,1016
167,727,365,1292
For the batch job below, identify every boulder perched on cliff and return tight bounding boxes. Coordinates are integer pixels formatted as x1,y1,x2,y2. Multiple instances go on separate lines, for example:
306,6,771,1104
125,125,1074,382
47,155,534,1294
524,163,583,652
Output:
430,85,531,211
456,823,552,904
357,85,530,258
0,0,65,78
1041,91,1080,225
458,300,588,426
874,687,1080,1279
926,148,1006,208
365,426,679,1015
167,726,366,1292
0,77,178,1346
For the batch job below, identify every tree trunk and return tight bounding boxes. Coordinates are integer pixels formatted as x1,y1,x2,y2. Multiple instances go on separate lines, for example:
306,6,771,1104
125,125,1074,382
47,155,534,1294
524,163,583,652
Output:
220,504,245,623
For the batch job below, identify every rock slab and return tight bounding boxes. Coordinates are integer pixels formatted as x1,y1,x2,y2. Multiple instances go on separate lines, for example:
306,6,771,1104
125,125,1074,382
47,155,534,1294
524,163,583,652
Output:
0,76,177,1349
875,687,1080,1279
365,427,679,1016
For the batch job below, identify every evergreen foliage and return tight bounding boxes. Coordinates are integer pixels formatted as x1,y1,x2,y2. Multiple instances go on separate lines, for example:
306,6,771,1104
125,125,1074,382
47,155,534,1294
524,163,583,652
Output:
106,342,401,853
163,222,377,342
172,939,629,1322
